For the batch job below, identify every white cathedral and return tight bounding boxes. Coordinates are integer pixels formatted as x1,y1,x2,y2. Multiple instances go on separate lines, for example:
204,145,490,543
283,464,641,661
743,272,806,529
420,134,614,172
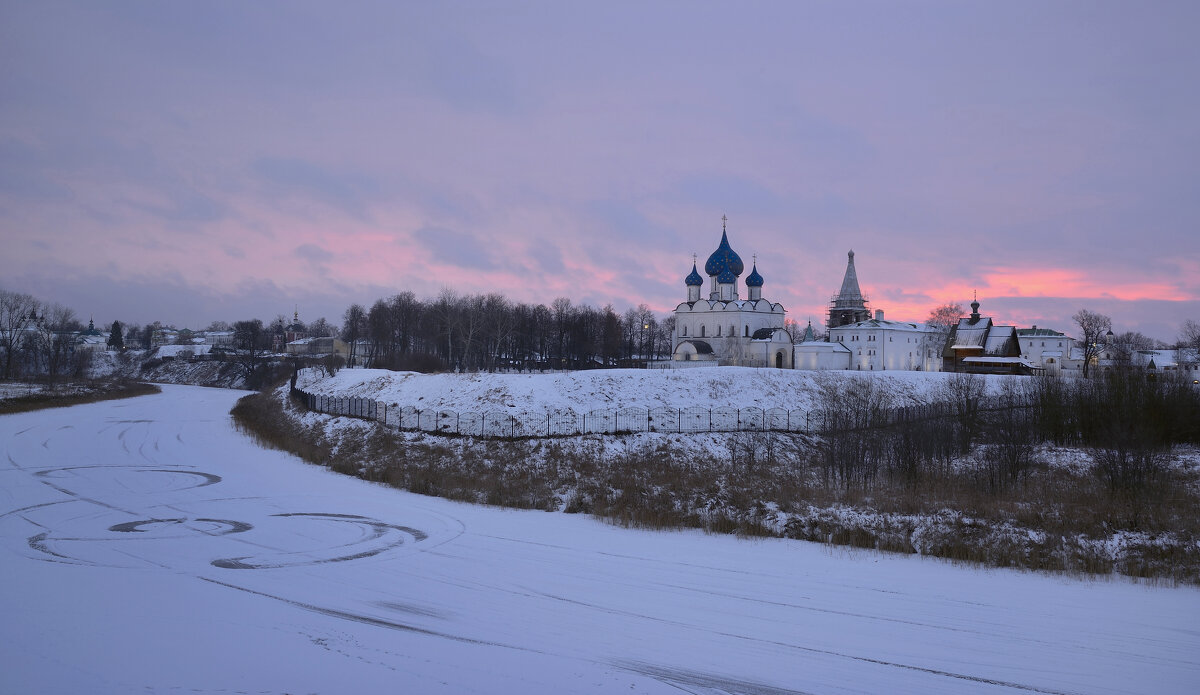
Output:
670,218,942,371
671,218,793,368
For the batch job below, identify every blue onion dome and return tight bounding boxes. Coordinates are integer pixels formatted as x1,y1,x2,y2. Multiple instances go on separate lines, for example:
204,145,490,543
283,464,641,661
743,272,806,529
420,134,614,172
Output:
745,263,763,287
684,262,704,286
704,230,744,281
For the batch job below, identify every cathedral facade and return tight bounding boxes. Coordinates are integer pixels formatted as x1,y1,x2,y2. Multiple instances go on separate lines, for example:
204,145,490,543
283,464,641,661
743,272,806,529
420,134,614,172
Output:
672,219,792,368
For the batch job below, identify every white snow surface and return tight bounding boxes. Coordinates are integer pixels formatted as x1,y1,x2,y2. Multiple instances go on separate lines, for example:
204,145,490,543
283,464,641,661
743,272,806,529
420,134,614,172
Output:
296,366,1015,415
2,385,1199,694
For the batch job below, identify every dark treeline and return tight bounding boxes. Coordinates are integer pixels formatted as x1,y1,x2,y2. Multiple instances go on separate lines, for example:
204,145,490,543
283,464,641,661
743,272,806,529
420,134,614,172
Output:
811,369,1200,529
344,290,672,372
0,289,91,382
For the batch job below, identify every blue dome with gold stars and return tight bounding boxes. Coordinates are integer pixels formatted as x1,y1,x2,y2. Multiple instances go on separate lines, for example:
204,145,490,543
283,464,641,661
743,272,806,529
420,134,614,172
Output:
704,230,744,284
745,263,763,287
684,262,703,286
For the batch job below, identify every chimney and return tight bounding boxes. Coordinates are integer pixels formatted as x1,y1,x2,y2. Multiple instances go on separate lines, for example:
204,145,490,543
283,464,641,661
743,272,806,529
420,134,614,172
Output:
875,309,884,321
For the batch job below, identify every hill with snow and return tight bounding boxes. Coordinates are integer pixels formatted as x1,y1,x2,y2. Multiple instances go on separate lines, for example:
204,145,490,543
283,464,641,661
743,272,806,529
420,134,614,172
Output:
296,366,1017,416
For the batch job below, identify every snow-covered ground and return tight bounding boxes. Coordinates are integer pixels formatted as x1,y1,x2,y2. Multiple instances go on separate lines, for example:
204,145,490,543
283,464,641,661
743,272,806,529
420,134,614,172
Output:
297,366,1016,416
2,385,1198,694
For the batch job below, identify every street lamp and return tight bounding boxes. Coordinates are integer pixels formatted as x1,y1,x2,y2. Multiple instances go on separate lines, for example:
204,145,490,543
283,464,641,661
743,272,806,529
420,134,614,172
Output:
643,322,650,368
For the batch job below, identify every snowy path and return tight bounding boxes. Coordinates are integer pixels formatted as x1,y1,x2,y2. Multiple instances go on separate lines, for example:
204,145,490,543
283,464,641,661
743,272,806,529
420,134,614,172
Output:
2,385,1197,694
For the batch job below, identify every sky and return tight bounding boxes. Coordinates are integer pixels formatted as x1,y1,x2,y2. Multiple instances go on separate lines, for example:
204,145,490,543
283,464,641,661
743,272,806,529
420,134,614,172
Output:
1,1,1198,342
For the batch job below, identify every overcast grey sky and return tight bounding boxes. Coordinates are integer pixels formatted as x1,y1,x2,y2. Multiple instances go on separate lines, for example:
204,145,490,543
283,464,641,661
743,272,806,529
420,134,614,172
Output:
2,1,1197,340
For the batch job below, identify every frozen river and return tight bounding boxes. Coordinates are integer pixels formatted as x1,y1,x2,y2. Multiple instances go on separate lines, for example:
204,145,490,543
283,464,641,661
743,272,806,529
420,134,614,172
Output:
2,385,1197,694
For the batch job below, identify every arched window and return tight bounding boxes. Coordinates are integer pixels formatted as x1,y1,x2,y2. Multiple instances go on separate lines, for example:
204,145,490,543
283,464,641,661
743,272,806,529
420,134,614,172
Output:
700,325,706,337
717,325,722,336
744,325,749,337
682,326,687,337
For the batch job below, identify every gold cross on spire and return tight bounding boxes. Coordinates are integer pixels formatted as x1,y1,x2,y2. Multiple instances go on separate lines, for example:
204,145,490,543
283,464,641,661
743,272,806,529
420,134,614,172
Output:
722,214,728,232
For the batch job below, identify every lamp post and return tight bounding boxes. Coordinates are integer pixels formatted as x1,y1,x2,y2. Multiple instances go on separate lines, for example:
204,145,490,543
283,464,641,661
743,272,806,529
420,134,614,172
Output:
643,322,650,368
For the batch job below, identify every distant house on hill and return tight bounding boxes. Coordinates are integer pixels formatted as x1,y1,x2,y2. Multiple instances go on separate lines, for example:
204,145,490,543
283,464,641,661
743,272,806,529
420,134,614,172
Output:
286,336,349,358
942,299,1036,375
203,330,235,347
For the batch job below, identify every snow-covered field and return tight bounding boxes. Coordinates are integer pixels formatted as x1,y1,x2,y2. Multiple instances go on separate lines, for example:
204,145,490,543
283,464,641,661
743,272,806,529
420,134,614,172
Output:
2,385,1198,694
297,366,1016,416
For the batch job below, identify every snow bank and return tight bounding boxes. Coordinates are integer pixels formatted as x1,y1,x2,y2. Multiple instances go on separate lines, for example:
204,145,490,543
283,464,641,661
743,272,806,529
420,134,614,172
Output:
297,366,1018,416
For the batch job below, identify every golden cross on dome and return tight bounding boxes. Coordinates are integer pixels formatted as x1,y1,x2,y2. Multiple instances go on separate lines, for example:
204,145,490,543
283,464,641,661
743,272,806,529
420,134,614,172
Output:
722,214,728,231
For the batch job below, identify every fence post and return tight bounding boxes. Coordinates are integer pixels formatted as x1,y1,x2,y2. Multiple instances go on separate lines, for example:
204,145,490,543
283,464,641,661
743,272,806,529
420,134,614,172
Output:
646,409,650,432
511,415,514,439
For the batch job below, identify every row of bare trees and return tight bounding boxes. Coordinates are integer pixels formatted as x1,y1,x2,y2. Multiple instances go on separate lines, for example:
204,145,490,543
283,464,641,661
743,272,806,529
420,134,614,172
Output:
341,290,673,372
0,289,92,382
809,369,1200,507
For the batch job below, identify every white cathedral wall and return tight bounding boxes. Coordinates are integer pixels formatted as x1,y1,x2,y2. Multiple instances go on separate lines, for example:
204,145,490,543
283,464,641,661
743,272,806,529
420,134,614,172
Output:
831,325,941,371
675,303,784,344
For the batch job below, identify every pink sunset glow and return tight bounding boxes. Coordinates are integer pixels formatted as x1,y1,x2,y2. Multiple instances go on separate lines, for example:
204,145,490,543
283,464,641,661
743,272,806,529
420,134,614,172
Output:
1,2,1198,342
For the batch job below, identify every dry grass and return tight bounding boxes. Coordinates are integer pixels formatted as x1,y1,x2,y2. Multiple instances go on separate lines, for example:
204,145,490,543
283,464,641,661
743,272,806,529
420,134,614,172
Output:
231,384,1200,584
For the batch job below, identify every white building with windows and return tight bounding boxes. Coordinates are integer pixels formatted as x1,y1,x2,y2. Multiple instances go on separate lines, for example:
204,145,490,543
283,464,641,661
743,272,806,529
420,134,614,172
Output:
672,219,791,368
1016,326,1073,373
827,313,942,371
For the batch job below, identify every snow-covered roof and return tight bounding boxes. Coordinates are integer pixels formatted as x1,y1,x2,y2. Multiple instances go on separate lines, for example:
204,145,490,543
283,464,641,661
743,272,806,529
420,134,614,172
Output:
677,340,714,354
1016,327,1068,337
830,318,936,332
951,323,989,349
750,327,786,340
984,326,1017,355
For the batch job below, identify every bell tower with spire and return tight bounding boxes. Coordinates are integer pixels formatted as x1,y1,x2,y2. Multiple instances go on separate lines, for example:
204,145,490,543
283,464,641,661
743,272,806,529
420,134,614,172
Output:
827,249,871,330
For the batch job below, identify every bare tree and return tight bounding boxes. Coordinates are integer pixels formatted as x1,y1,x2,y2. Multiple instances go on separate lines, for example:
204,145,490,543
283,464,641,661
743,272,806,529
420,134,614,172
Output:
925,302,964,354
232,319,269,382
1181,319,1200,352
1072,309,1112,377
1109,331,1154,366
939,371,986,453
21,303,79,384
304,317,333,338
0,289,38,379
341,304,366,367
